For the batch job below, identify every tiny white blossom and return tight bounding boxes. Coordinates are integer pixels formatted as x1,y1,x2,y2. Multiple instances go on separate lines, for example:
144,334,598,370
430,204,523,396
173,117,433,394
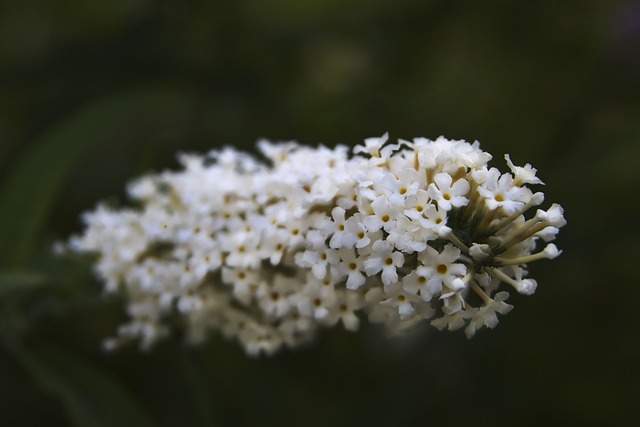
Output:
353,132,389,158
363,240,405,286
402,265,439,301
427,172,470,211
382,168,421,206
322,207,348,249
418,244,467,294
431,311,473,331
465,292,513,338
363,195,400,233
537,203,567,228
295,245,340,280
505,154,544,186
336,248,367,290
380,285,421,319
342,214,378,249
386,215,430,253
324,290,363,331
478,168,532,213
515,278,537,295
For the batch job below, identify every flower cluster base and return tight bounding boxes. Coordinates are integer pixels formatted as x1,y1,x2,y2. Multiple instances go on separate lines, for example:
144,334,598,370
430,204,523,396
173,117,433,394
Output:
66,134,565,356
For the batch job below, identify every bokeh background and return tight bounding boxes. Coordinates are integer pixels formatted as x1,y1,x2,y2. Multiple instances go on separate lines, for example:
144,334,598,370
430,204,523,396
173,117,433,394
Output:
1,1,639,426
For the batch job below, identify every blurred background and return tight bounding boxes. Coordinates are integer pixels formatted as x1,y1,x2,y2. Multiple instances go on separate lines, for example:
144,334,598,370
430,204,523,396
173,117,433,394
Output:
1,1,638,426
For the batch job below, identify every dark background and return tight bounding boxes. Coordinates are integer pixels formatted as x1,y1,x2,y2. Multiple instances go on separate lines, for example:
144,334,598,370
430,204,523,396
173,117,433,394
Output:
1,1,638,426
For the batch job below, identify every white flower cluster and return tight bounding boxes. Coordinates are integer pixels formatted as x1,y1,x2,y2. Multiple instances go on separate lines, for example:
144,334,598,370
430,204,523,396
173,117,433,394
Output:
67,134,565,356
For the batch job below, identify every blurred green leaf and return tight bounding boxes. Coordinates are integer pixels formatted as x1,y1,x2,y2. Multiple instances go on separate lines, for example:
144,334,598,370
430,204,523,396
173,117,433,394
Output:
0,88,194,269
10,341,154,427
181,346,216,427
0,270,47,298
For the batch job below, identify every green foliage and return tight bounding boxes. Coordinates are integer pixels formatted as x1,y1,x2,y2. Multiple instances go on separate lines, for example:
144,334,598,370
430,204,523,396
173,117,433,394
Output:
0,88,195,426
0,270,47,298
0,88,193,269
9,342,153,427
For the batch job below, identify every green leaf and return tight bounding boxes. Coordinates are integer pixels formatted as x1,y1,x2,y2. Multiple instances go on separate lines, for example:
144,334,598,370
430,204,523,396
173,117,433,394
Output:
10,341,154,427
0,270,47,298
181,346,216,427
0,87,194,269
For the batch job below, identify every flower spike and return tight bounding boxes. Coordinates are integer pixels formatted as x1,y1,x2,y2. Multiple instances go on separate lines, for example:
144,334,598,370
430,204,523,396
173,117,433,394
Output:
65,135,565,355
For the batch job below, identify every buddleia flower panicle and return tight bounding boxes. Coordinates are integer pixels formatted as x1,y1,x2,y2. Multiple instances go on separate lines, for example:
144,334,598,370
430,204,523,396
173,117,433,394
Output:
65,134,565,356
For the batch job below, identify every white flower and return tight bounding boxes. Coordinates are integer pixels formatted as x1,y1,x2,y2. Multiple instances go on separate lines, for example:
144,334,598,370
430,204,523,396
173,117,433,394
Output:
363,195,400,233
336,248,367,290
537,203,567,228
257,275,297,318
296,279,337,321
405,204,451,237
427,172,470,211
515,278,537,295
385,215,430,253
294,245,340,280
221,267,261,305
403,189,431,221
469,243,492,262
278,311,315,337
431,311,473,331
362,240,405,286
478,168,532,214
342,214,378,249
418,244,467,293
465,291,513,338
440,291,465,315
324,290,363,331
382,168,421,206
542,244,561,259
225,232,261,269
322,207,348,249
363,287,397,324
66,133,565,355
505,154,544,186
260,227,290,265
353,132,389,158
257,139,298,165
402,265,439,301
380,285,421,319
